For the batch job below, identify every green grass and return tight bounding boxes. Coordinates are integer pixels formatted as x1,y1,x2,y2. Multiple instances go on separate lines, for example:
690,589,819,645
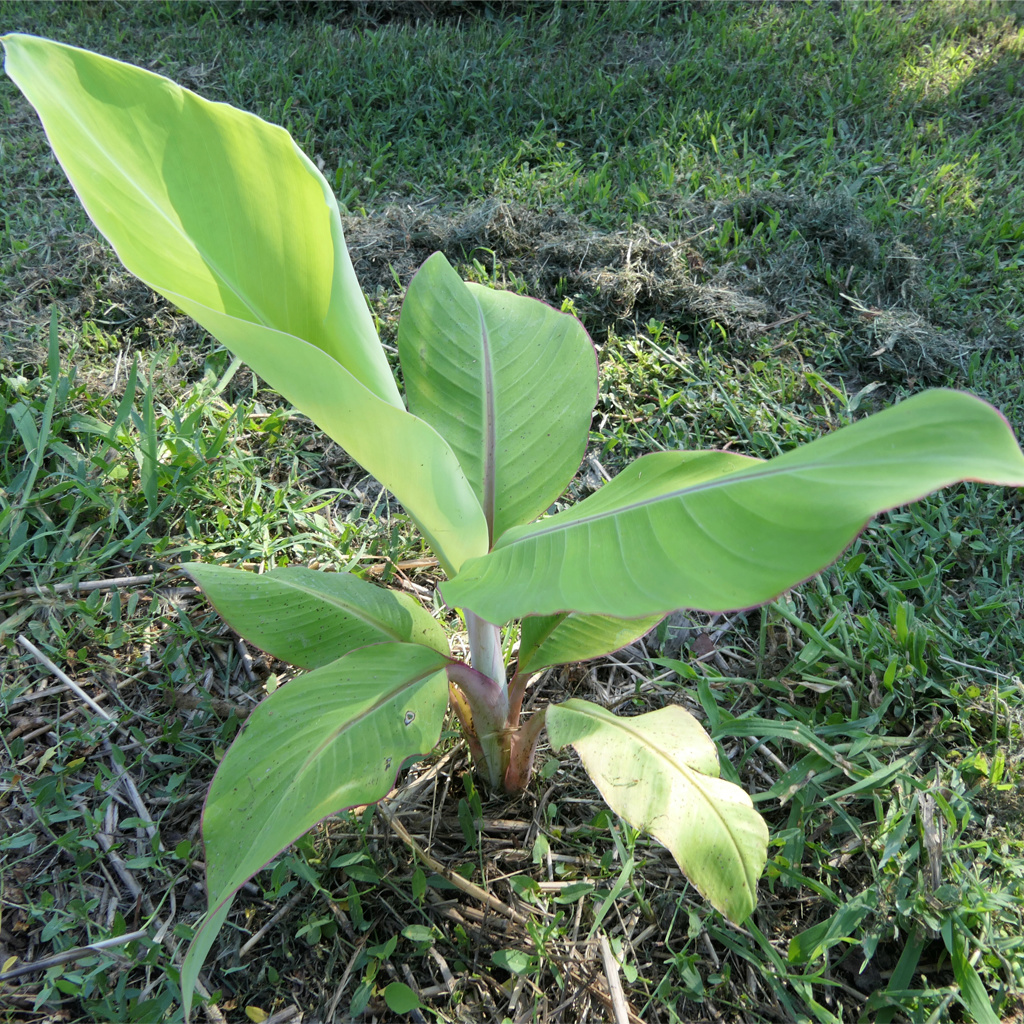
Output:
2,2,1024,1022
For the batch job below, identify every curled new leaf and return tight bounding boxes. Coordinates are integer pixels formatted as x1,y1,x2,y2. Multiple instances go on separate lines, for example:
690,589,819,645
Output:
399,252,598,543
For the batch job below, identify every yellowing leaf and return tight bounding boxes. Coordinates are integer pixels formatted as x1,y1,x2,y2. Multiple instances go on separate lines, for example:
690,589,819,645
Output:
546,699,768,924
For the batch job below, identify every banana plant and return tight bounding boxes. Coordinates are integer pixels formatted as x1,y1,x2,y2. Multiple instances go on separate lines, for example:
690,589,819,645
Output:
7,34,1024,1020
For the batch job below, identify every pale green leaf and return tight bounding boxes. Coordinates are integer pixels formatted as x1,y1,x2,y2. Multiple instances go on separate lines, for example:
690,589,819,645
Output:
399,252,597,542
517,612,665,674
202,643,448,904
2,34,396,404
546,699,768,924
2,35,488,572
174,302,488,572
183,564,448,667
445,390,1024,621
183,644,448,1016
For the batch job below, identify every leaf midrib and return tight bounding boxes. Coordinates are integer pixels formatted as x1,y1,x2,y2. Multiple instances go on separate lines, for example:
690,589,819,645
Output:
475,297,497,545
498,444,997,548
270,573,421,645
297,656,445,773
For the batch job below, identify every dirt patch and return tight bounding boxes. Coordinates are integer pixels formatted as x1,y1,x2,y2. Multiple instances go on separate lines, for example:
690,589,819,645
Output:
2,175,991,388
866,307,983,377
342,192,990,381
343,199,774,343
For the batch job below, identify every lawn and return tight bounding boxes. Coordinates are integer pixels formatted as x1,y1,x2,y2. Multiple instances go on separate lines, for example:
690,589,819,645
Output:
2,1,1024,1022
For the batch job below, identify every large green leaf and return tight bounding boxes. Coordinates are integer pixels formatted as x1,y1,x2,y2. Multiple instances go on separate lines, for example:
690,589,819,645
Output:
182,642,449,1019
445,390,1024,621
2,34,396,405
517,612,665,674
398,252,597,543
183,564,448,668
546,699,768,924
2,35,488,572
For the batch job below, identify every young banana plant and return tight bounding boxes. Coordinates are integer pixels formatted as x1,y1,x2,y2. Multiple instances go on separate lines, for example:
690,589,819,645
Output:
7,34,1024,1020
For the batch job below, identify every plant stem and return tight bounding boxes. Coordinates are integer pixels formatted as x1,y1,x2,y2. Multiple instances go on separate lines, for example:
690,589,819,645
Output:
447,661,510,790
507,669,536,728
466,611,505,693
447,681,486,768
504,707,547,794
459,611,510,789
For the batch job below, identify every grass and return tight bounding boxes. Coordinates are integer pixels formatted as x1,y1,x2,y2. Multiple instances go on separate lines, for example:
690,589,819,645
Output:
2,1,1024,1021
